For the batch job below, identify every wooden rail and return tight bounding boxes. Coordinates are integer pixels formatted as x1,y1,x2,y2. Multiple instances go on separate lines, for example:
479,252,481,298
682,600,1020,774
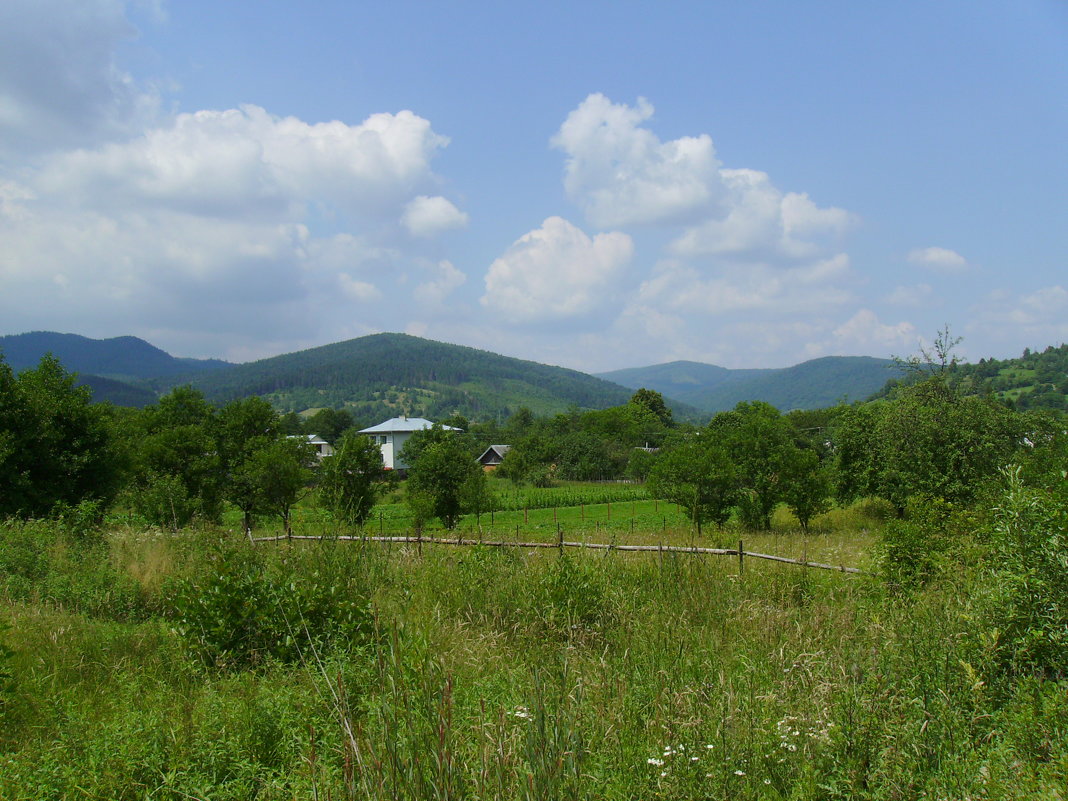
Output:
251,533,865,575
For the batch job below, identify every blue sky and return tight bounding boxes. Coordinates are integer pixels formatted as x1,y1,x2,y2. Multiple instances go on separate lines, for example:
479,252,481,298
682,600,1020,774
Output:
1,0,1066,371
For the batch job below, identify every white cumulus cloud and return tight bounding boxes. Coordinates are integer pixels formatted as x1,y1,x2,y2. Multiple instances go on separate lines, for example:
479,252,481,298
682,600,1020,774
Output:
671,168,854,261
552,94,723,228
403,195,469,237
481,216,633,322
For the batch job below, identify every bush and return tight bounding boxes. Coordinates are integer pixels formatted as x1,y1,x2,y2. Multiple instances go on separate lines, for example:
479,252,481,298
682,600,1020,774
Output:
168,541,378,668
978,467,1068,680
875,495,982,590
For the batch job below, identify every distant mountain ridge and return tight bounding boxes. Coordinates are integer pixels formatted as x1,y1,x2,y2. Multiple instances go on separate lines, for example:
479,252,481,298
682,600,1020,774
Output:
598,356,905,413
2,330,910,419
0,331,231,381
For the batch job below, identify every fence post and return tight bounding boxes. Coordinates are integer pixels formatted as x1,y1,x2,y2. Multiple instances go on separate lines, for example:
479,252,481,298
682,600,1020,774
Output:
738,539,744,575
557,523,563,552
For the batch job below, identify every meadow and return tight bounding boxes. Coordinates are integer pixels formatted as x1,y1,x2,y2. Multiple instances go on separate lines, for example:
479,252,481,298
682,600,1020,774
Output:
2,483,1066,800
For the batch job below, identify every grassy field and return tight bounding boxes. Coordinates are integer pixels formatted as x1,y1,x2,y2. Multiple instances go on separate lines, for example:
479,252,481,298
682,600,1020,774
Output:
0,496,1065,799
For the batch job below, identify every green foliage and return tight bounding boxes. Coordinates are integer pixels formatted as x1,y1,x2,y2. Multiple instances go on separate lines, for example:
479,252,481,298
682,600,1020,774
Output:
216,396,282,532
303,407,354,442
876,495,981,589
168,541,377,668
247,437,316,534
647,438,736,534
535,554,612,634
0,354,124,518
781,448,833,533
979,467,1068,679
0,619,12,713
835,376,1027,513
128,386,223,525
629,387,673,426
406,433,484,530
711,401,801,530
0,519,149,620
319,430,386,529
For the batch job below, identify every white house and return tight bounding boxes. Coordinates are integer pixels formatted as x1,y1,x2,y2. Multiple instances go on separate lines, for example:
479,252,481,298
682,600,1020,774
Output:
287,434,334,459
358,416,462,470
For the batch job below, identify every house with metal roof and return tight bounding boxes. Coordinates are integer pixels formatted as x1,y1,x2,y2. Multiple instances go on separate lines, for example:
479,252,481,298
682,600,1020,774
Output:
358,416,462,470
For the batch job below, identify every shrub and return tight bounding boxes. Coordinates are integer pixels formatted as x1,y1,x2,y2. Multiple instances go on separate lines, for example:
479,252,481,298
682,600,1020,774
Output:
875,494,982,590
168,541,378,668
979,467,1068,680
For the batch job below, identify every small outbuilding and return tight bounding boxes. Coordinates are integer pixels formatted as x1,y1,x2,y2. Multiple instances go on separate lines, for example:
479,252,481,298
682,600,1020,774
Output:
477,444,511,471
359,416,462,470
287,433,334,459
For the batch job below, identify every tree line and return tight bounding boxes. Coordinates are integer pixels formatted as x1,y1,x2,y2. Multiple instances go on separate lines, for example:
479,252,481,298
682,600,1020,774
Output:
1,350,1064,540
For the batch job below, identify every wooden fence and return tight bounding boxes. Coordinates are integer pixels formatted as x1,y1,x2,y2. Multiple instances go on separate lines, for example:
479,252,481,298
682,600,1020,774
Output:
251,532,864,575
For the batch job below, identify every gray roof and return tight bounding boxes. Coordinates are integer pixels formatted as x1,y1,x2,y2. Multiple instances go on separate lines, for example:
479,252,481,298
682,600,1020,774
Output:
358,416,462,434
477,444,511,463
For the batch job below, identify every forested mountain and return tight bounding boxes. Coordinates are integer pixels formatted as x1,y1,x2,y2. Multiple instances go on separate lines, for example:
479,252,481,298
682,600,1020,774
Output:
599,356,903,413
176,333,652,422
0,332,231,381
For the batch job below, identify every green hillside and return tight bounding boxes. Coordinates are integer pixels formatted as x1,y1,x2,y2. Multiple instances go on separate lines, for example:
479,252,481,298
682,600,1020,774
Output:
599,356,903,413
175,332,648,421
874,343,1068,412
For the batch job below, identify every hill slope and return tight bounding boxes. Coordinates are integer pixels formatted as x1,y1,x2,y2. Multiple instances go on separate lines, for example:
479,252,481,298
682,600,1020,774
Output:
0,331,231,381
178,333,647,421
599,356,904,413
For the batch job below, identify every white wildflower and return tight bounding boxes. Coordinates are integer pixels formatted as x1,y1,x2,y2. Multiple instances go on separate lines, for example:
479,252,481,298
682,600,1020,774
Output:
647,758,664,766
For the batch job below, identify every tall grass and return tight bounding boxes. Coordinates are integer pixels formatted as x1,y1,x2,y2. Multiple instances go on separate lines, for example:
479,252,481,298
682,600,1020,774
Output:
0,516,1065,798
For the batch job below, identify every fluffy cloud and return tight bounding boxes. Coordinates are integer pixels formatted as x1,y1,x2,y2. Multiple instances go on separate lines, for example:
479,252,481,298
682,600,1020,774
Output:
403,195,469,237
0,99,465,358
552,94,723,228
37,105,450,220
907,246,968,271
671,168,853,261
481,217,633,322
637,254,853,317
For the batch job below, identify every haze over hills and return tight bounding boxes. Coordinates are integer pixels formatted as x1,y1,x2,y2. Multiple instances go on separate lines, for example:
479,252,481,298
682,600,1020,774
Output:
0,332,232,381
598,356,906,413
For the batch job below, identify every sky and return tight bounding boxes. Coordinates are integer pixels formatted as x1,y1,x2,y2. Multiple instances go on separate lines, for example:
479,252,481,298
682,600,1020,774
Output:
1,1,1066,372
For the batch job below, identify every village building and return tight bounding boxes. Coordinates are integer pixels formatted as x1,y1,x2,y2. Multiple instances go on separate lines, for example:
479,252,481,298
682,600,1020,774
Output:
476,444,511,470
287,433,334,459
358,416,462,470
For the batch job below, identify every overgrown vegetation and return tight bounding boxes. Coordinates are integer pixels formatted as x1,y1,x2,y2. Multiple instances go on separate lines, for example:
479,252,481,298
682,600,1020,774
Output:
1,338,1067,797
